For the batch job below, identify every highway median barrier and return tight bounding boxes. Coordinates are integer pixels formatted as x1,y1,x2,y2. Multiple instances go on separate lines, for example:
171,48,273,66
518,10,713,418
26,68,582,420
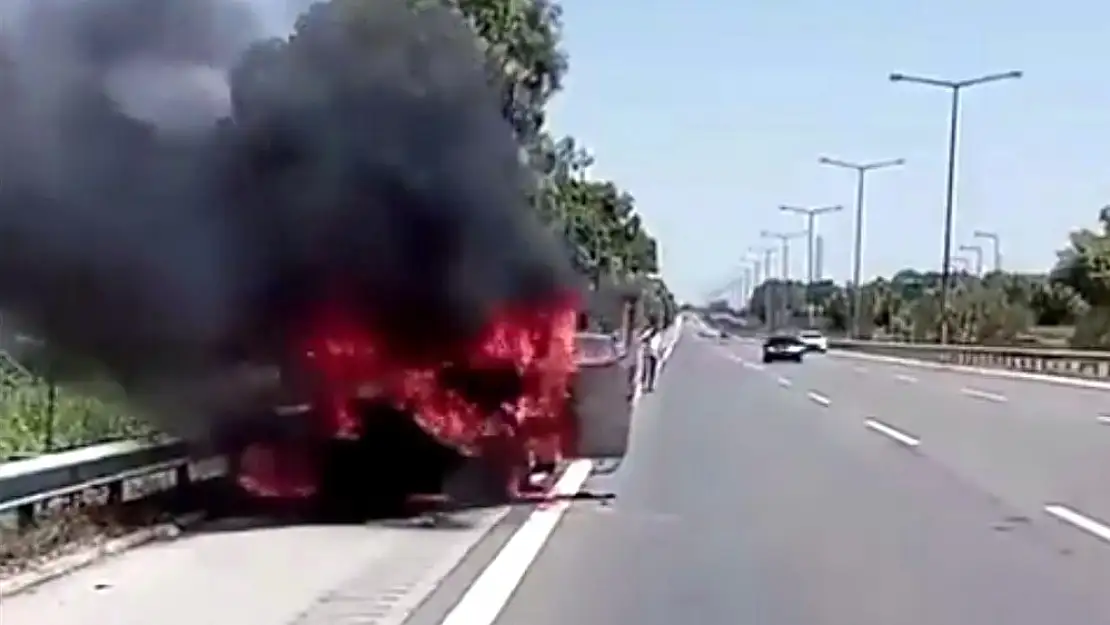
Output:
826,339,1110,385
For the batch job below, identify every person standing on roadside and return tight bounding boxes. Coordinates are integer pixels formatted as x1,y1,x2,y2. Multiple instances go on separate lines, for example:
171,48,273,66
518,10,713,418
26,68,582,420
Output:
641,325,662,392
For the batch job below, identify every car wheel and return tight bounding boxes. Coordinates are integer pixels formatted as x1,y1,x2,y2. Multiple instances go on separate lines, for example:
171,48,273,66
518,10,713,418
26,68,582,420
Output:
762,355,772,364
792,355,803,363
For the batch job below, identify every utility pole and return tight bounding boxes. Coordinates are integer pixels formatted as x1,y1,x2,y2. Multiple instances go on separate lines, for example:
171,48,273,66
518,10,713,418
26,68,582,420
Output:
889,69,1022,344
761,230,805,329
959,244,983,276
818,156,904,338
973,230,1001,272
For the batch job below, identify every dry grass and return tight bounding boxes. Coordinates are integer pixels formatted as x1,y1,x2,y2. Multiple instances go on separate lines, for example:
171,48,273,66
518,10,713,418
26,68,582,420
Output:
0,496,178,581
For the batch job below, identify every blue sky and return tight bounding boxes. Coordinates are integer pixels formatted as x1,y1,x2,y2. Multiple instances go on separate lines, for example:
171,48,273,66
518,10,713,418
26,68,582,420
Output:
545,0,1110,303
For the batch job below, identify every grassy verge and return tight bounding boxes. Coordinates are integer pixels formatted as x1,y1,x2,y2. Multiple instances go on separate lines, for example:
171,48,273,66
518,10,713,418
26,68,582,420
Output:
0,382,153,462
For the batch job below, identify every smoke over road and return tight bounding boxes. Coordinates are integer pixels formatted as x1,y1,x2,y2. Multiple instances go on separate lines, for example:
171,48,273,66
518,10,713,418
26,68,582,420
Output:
0,0,579,446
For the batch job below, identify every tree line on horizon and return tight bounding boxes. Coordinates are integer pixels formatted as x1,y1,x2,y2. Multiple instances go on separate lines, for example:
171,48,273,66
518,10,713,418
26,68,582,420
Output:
706,206,1110,348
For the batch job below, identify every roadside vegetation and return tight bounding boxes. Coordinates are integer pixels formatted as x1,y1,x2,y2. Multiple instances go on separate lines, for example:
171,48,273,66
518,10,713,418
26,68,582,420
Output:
709,206,1110,348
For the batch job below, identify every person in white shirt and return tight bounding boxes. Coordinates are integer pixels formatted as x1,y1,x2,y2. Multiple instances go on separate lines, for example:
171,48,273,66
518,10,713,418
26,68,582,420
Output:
642,327,663,392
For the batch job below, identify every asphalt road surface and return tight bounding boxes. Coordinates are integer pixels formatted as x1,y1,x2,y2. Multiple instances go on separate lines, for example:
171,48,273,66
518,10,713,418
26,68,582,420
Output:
486,328,1110,625
8,323,1110,624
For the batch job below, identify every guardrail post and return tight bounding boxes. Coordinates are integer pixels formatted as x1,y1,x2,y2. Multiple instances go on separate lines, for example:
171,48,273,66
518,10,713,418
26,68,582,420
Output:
44,378,57,451
16,501,34,531
107,474,123,507
174,463,192,510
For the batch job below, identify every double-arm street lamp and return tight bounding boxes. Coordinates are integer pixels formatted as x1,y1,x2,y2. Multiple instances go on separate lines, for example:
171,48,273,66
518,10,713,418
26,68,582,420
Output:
890,70,1022,343
761,231,806,329
818,157,904,338
779,204,843,285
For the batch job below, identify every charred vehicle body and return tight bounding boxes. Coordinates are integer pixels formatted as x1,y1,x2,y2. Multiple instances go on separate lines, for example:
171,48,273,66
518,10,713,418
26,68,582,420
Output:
207,287,641,516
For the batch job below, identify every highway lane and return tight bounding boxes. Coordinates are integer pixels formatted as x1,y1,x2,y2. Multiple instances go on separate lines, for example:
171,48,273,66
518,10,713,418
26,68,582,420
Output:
718,337,1110,529
485,328,1110,625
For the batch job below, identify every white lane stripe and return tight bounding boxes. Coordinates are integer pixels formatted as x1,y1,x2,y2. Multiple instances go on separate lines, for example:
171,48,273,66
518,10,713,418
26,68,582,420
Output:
961,387,1007,403
894,373,917,383
777,377,792,387
440,459,594,625
1098,416,1110,425
806,391,830,406
744,362,765,371
864,419,920,447
1044,504,1110,544
853,366,868,374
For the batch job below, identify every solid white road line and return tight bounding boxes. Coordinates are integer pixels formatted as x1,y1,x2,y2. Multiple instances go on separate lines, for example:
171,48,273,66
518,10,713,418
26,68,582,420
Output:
1044,504,1110,544
777,377,792,387
864,419,920,447
441,322,691,625
893,373,917,383
960,387,1007,403
439,459,594,625
806,391,830,407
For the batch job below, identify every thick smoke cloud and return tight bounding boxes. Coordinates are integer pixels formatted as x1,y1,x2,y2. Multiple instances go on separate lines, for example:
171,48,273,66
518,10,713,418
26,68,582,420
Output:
0,0,577,442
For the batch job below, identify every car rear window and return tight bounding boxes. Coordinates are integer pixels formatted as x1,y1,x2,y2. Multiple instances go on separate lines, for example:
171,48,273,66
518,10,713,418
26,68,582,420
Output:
575,333,619,361
799,331,822,338
766,336,800,346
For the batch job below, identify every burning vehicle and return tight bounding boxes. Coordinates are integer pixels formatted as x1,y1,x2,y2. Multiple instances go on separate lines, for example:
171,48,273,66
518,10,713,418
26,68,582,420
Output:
0,0,638,516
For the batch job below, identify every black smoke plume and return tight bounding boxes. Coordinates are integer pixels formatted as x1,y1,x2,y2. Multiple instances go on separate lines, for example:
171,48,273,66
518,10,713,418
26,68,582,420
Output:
0,0,577,443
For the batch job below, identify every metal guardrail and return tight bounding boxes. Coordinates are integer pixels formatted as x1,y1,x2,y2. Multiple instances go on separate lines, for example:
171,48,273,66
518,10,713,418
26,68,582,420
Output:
0,440,226,531
827,339,1110,380
693,313,1110,381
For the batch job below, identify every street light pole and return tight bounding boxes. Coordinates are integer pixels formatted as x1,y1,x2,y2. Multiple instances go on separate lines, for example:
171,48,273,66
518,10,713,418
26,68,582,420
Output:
761,230,805,329
779,204,843,284
780,204,843,329
818,156,904,338
950,256,971,274
739,265,754,310
750,246,776,330
889,69,1022,343
973,230,1002,272
959,244,984,275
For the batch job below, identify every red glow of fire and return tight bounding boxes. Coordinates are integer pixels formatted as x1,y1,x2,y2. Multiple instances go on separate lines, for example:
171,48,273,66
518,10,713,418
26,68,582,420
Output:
238,294,581,499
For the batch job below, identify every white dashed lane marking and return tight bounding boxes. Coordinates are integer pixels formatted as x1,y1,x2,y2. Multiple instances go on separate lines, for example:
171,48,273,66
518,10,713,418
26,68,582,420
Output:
864,419,920,448
961,387,1007,403
806,391,830,407
1044,505,1110,544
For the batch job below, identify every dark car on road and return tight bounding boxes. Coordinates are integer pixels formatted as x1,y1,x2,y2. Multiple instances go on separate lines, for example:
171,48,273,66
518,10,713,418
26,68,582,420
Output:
761,334,807,363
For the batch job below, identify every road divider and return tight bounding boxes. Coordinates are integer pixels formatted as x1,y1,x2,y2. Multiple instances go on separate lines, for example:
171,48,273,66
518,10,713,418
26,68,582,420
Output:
827,339,1110,391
